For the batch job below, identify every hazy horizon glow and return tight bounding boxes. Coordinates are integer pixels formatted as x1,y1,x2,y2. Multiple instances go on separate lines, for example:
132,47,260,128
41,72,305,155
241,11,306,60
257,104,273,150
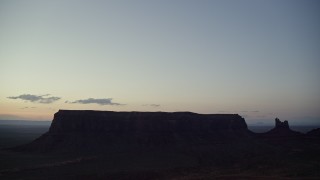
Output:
1,0,319,125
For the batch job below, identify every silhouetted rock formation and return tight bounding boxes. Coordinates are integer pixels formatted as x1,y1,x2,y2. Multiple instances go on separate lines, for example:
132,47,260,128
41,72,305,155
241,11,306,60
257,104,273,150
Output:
16,110,250,153
261,118,302,138
275,118,289,129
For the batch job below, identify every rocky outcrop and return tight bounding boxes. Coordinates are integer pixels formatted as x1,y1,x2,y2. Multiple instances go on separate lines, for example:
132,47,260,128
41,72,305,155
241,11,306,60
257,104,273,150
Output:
275,118,289,129
261,118,302,138
16,110,250,153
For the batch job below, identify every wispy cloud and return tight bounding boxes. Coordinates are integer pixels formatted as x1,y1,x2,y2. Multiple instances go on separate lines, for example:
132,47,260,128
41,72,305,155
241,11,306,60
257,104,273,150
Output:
20,106,36,109
150,104,160,107
68,98,124,106
142,104,161,108
7,94,61,104
240,110,259,113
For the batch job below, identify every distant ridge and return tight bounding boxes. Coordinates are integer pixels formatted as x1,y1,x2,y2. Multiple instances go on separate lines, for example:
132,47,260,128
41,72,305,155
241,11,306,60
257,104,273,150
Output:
306,128,320,137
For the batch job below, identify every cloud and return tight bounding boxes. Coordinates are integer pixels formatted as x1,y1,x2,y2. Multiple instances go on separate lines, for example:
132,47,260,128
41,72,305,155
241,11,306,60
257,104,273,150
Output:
69,98,124,106
142,104,160,108
149,104,160,107
7,94,61,104
20,106,36,109
239,110,259,113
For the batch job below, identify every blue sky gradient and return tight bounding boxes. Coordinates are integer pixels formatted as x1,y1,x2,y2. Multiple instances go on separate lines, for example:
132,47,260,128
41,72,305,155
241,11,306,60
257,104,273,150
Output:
0,0,319,125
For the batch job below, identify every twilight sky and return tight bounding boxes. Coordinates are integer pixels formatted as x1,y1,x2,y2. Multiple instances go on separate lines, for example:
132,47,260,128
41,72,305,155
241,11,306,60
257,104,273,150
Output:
1,0,319,125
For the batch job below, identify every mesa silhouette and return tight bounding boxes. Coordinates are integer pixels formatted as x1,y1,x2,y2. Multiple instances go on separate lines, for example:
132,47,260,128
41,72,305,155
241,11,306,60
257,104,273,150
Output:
16,110,251,153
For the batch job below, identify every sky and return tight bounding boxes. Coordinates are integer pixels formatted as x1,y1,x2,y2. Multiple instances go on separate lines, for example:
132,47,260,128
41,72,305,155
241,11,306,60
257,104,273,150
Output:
0,0,319,125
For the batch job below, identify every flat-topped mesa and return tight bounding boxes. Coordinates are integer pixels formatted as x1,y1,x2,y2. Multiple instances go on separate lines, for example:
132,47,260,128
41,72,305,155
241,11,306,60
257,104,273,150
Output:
17,110,250,153
49,110,248,133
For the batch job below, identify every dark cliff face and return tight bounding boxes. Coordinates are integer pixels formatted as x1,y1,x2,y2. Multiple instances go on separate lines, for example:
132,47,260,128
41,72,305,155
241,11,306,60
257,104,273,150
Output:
18,110,250,153
49,110,248,133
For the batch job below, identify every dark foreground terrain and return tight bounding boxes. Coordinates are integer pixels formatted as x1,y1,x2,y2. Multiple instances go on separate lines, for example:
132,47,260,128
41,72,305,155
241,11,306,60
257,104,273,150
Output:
0,111,319,180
